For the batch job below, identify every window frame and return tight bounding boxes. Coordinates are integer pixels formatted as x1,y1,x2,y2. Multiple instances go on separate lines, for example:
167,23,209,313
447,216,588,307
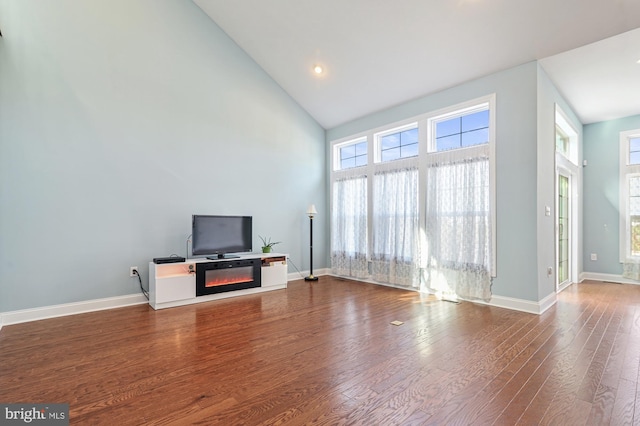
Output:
556,125,570,157
427,101,491,154
329,93,496,279
425,95,497,275
333,137,368,171
620,129,640,261
629,136,640,165
555,107,579,165
374,122,419,163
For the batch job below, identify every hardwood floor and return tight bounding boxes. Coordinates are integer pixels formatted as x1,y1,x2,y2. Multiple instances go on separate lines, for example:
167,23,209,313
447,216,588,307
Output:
1,277,640,425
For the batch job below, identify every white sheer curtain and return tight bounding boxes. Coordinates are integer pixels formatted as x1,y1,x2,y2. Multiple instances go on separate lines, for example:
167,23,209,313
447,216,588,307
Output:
623,261,640,280
425,145,492,301
331,174,369,278
371,164,420,287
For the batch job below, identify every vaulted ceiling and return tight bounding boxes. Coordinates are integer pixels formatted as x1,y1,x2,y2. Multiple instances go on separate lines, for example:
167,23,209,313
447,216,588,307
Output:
194,0,640,129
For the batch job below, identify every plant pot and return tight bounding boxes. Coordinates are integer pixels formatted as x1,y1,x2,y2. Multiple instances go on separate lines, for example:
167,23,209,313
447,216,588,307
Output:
262,247,272,253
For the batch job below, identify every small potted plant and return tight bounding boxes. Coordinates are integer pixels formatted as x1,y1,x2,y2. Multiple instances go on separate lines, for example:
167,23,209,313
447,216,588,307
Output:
259,236,281,253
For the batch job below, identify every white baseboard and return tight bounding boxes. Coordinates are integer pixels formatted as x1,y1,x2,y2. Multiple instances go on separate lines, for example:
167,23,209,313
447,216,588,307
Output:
580,272,640,285
325,273,555,315
0,294,149,329
287,268,330,282
0,270,334,330
3,267,561,330
478,292,557,315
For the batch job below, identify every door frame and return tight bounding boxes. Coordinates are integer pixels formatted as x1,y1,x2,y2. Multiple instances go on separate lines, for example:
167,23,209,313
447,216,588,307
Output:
556,157,579,292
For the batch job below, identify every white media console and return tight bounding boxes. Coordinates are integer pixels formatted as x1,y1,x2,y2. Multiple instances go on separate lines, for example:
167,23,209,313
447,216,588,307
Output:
148,253,288,310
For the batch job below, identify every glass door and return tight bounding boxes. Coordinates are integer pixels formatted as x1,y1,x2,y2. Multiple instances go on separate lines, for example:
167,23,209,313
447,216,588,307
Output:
557,173,570,289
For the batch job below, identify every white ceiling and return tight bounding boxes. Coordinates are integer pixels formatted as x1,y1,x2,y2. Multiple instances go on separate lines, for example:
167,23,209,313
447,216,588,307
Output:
194,0,640,129
540,27,640,124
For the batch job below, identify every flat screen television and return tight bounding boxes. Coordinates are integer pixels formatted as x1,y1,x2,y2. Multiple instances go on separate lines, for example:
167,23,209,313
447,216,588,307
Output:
192,215,252,259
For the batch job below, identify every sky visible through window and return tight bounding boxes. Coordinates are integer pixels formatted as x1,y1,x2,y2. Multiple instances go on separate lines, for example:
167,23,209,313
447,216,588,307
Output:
436,110,489,151
630,137,640,165
340,141,367,169
380,128,418,162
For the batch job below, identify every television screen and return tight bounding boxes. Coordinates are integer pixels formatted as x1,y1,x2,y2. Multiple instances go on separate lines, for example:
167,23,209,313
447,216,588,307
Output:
192,215,252,258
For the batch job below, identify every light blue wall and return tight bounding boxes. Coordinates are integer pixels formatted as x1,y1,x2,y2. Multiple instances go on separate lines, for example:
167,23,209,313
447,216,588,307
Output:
0,0,326,312
327,62,542,302
583,114,640,274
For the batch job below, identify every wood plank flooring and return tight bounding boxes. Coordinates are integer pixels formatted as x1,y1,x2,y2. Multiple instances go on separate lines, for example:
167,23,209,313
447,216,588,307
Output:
1,277,640,425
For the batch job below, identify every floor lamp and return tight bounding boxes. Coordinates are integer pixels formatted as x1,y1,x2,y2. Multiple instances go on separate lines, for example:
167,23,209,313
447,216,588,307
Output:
305,204,318,281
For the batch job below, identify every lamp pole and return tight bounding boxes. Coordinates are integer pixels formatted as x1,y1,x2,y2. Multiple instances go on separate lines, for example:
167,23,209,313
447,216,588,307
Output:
305,204,318,281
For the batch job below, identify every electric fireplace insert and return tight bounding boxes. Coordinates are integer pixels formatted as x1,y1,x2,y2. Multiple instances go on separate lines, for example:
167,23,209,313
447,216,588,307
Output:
196,258,261,296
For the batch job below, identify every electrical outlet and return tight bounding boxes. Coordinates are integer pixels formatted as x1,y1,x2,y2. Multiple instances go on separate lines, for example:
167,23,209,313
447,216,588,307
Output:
591,253,597,261
130,266,138,277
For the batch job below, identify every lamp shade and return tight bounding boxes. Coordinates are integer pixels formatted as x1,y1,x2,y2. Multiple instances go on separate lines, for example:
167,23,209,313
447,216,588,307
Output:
307,204,318,216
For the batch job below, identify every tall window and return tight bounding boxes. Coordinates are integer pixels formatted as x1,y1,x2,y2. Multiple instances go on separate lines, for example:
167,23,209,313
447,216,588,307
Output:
425,99,494,301
331,175,368,278
620,130,640,281
330,95,495,299
371,164,420,286
629,175,640,257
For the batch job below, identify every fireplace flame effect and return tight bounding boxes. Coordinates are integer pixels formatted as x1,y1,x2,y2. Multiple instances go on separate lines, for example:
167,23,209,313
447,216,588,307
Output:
205,270,254,288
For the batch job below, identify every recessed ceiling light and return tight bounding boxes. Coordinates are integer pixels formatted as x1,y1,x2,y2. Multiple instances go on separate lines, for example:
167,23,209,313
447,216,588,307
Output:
313,65,324,75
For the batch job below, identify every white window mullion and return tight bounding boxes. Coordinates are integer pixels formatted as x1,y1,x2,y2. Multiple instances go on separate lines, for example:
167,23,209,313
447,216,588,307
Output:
366,132,374,264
